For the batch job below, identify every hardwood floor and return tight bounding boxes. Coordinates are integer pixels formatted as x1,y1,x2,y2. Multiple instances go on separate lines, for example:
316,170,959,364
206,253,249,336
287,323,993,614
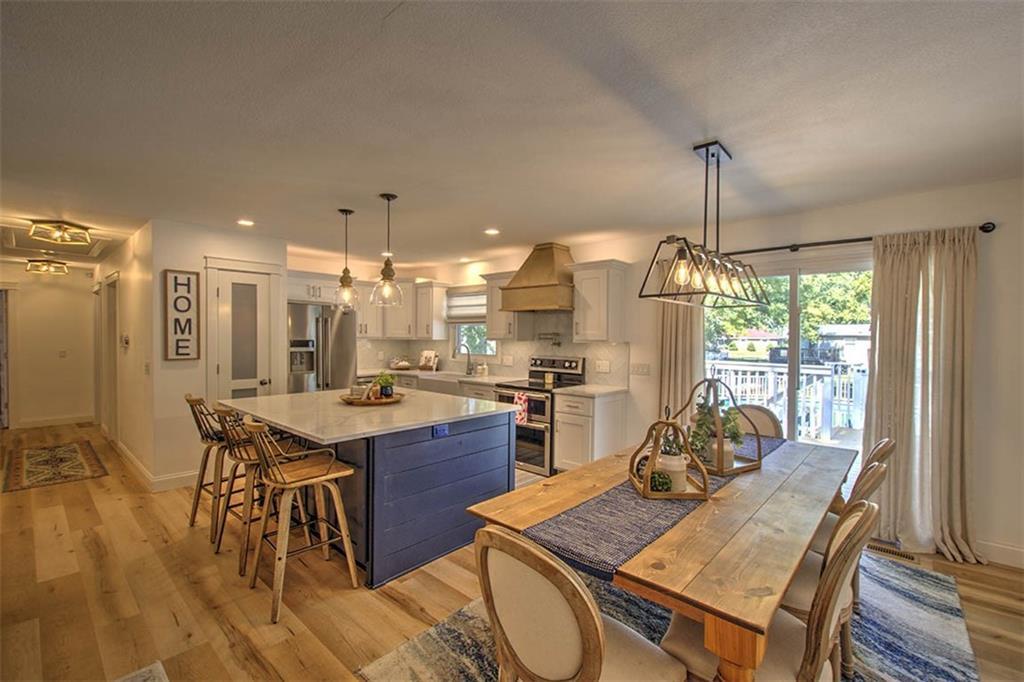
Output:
2,423,1022,681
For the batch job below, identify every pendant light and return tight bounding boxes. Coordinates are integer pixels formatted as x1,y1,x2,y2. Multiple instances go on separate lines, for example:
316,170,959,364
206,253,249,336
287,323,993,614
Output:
638,140,769,308
335,208,358,310
370,193,403,307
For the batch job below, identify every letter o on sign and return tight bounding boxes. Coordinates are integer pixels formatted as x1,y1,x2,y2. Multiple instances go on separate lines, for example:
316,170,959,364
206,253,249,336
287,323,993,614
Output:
173,295,192,313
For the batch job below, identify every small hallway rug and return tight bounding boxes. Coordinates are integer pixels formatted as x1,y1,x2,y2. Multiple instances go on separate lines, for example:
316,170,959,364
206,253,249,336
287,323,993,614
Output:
358,553,979,682
2,440,108,492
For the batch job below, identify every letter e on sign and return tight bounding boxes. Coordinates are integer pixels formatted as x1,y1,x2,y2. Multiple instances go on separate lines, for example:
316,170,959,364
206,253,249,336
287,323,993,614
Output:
165,270,200,360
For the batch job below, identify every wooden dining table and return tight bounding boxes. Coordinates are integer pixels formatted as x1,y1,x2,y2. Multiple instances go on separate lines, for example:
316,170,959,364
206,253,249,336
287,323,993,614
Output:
467,439,856,682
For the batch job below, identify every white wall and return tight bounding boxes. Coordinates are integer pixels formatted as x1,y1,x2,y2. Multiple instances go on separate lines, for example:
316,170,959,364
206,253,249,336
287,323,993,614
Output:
0,264,97,428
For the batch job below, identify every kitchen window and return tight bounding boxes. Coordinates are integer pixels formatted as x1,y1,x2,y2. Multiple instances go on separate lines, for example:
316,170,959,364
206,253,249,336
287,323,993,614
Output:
446,287,497,357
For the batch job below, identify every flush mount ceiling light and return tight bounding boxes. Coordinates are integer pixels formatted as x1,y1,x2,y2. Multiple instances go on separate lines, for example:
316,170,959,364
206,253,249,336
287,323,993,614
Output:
639,140,769,308
25,258,69,275
370,193,403,307
335,208,358,311
28,220,92,246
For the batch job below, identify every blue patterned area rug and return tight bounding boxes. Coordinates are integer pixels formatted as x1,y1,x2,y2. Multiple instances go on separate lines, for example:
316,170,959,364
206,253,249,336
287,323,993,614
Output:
358,553,978,682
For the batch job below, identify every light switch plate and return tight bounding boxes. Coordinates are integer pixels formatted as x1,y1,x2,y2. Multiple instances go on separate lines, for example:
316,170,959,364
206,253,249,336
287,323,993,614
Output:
502,355,513,366
594,359,611,373
58,350,68,359
376,351,384,361
630,363,651,376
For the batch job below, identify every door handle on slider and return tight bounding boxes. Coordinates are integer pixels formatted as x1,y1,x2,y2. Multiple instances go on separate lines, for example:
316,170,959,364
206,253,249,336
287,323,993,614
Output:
259,379,270,386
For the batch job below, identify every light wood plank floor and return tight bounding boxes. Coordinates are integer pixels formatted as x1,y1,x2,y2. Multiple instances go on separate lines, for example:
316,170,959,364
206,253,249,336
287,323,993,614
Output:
2,424,1022,681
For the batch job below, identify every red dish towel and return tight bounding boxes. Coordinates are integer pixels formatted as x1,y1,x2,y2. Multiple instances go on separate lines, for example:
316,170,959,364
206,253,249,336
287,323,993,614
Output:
513,392,529,425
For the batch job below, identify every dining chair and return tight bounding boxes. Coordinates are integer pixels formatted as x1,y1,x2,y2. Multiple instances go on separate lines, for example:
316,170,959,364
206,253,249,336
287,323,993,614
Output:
780,463,887,677
732,404,784,438
213,407,309,576
475,525,688,682
829,438,895,514
243,416,359,623
660,500,879,682
185,394,228,543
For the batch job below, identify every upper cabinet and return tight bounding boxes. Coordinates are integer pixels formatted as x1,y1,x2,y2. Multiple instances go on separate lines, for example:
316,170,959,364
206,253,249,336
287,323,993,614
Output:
382,281,416,339
354,282,383,338
568,260,628,343
415,282,448,340
287,271,338,304
481,271,535,341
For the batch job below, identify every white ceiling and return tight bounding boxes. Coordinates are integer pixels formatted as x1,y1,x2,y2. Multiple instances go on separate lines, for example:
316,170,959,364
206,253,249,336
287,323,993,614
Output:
2,2,1021,266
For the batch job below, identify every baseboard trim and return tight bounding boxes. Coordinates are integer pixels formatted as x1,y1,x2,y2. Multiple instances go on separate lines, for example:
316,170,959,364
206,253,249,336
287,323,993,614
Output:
108,438,154,490
150,470,198,492
976,539,1024,569
11,414,96,429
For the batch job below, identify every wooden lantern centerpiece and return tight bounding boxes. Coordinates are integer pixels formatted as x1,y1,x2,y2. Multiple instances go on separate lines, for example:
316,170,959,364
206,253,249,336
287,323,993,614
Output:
673,378,763,476
628,417,710,500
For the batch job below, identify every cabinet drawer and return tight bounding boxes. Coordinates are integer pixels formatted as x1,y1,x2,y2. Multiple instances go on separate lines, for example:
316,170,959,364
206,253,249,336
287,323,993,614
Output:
396,375,418,389
462,385,495,400
555,395,593,417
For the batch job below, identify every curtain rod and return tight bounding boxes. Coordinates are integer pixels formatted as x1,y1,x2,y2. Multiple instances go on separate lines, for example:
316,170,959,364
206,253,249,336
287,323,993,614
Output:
725,221,996,257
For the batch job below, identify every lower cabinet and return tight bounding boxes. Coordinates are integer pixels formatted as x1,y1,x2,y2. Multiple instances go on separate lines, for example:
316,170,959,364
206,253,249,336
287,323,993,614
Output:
396,375,418,390
462,384,495,400
553,393,627,471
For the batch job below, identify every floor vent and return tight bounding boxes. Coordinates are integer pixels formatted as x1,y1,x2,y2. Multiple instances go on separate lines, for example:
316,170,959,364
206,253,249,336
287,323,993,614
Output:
866,542,918,562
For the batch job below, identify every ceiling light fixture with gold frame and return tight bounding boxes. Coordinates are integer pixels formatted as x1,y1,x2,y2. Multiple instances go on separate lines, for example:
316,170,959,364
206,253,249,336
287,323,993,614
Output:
639,140,769,308
25,259,70,275
28,220,92,246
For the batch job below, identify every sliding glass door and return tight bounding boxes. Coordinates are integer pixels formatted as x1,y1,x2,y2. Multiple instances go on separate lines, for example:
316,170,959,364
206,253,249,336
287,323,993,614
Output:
704,266,872,449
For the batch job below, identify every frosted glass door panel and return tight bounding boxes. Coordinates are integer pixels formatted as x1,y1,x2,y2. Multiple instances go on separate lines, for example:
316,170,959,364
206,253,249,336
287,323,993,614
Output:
231,283,258,380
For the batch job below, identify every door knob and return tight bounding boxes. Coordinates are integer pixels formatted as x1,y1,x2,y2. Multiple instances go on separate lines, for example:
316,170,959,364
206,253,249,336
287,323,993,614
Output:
259,379,269,386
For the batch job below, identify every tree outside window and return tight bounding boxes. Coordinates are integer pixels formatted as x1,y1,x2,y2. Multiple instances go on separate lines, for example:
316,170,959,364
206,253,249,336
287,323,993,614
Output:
454,323,496,356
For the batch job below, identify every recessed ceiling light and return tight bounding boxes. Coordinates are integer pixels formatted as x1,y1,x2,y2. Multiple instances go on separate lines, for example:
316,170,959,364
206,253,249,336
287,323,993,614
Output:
459,257,471,263
484,227,500,236
237,219,255,226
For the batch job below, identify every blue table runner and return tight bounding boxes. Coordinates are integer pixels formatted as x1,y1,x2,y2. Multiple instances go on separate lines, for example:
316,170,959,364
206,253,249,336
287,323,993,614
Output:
524,436,787,580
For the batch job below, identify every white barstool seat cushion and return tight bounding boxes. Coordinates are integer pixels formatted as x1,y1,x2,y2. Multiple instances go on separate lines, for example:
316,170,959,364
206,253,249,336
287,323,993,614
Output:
810,512,839,555
660,608,832,682
782,552,854,616
600,614,688,681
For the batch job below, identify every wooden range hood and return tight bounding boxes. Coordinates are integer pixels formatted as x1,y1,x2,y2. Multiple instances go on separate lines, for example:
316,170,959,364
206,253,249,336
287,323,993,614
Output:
499,242,575,312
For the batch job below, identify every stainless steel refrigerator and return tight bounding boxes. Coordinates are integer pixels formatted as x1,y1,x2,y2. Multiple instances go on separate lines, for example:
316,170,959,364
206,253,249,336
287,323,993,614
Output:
287,303,357,393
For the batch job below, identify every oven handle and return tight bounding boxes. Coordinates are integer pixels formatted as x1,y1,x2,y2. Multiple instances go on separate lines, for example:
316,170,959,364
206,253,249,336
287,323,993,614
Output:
516,420,550,432
495,389,550,403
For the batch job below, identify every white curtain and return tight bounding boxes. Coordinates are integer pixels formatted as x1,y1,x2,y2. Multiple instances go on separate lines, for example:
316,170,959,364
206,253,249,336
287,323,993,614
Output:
658,301,705,420
863,226,983,563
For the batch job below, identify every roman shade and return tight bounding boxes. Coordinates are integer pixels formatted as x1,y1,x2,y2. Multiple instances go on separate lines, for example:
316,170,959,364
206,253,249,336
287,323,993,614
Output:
446,287,487,324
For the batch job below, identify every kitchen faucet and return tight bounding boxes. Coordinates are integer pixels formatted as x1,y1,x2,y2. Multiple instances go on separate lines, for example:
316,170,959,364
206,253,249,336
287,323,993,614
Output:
456,343,474,376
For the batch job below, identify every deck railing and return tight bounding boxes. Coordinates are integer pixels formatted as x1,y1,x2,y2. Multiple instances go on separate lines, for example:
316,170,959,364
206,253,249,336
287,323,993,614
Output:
705,360,868,441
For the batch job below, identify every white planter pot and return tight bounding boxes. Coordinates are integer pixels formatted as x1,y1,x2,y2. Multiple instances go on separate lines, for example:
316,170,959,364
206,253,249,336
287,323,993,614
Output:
658,454,690,493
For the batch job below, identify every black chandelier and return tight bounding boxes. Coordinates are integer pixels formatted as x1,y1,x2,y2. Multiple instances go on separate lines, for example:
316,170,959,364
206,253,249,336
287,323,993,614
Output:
639,140,769,308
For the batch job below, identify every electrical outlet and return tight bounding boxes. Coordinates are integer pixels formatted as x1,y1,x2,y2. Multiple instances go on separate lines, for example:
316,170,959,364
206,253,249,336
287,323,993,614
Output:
502,355,513,367
630,363,651,376
376,351,384,361
594,359,611,373
144,362,151,376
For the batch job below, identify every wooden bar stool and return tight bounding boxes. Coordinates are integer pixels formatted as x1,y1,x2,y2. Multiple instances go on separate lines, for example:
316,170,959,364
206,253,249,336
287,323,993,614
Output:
213,407,309,576
243,416,360,623
185,394,228,543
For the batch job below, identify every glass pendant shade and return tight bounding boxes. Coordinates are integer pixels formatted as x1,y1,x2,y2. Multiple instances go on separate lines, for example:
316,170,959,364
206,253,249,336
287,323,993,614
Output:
370,258,403,306
336,267,358,310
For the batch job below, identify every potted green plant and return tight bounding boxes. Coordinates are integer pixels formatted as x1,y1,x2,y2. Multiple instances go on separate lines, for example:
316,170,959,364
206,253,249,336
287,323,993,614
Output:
658,428,690,492
376,372,396,398
688,392,744,466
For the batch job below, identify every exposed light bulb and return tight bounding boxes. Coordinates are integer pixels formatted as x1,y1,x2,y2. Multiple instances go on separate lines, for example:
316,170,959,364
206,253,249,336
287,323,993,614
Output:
673,258,691,286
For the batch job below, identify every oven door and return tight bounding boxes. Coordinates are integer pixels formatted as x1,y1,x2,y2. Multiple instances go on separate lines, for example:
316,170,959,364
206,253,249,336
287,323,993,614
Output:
494,389,551,422
512,420,551,476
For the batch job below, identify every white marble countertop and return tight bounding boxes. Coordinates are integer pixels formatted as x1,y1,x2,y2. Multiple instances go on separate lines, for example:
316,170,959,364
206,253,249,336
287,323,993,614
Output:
552,384,629,398
222,388,517,445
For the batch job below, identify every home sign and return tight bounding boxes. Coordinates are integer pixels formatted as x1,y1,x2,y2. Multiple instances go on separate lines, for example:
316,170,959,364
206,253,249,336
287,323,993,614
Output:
164,269,200,360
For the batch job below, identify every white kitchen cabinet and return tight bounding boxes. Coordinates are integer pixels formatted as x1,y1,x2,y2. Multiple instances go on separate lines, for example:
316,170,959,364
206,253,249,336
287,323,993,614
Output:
383,289,415,339
462,384,495,400
395,374,418,390
481,271,535,341
415,282,448,340
287,271,338,304
354,282,383,338
553,392,627,471
567,260,628,343
554,412,592,471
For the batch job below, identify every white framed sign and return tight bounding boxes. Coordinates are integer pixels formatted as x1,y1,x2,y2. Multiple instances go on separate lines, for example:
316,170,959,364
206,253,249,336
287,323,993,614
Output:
164,269,200,360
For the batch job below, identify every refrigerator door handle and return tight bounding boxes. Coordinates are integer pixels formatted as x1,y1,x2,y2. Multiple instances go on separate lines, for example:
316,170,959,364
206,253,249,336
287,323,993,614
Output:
314,316,322,389
322,314,332,389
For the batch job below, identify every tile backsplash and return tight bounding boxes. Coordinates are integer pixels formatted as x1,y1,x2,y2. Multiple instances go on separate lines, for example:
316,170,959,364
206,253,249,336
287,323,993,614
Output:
359,312,630,387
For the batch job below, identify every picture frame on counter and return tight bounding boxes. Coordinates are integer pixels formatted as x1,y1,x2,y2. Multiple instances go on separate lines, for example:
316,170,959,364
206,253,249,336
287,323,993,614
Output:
164,269,200,360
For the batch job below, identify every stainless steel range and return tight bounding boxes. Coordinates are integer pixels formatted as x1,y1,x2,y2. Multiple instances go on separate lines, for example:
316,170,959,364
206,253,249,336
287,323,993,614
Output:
494,356,585,476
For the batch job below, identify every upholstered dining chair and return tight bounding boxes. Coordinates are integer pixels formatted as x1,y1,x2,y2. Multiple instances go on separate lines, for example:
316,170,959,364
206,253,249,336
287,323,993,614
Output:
475,525,688,682
780,463,887,677
243,416,359,623
732,404,784,438
660,500,879,682
185,394,228,543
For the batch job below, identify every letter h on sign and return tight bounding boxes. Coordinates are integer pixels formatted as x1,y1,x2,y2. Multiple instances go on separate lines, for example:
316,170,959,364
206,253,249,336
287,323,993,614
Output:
164,270,200,360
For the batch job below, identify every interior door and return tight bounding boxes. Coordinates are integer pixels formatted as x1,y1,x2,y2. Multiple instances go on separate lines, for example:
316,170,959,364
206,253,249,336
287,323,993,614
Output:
217,270,271,399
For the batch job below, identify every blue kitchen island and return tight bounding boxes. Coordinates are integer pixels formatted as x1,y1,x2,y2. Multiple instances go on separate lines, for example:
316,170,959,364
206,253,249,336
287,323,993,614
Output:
222,388,516,587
